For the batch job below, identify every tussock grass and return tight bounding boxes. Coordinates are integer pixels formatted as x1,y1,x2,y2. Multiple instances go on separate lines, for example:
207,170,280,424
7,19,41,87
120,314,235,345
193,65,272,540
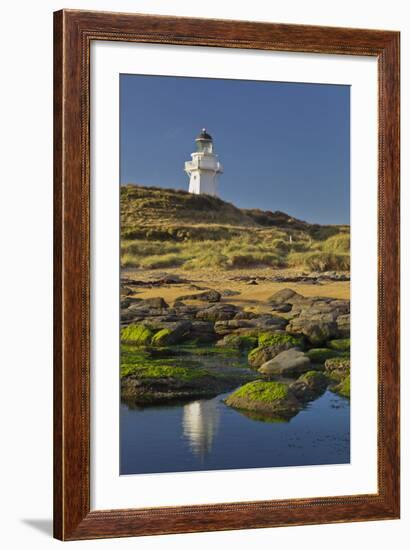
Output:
120,185,350,272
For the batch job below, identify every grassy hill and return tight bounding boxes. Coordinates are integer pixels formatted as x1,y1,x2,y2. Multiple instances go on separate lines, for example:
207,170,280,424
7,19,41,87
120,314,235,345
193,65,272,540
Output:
121,184,350,272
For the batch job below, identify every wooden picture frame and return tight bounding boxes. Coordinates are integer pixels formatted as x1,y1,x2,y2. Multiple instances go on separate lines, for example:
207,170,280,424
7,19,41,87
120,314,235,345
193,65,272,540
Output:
53,9,400,540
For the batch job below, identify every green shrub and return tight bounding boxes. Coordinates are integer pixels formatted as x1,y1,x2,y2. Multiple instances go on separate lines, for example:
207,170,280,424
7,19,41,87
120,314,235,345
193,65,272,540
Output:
287,251,350,272
322,233,350,254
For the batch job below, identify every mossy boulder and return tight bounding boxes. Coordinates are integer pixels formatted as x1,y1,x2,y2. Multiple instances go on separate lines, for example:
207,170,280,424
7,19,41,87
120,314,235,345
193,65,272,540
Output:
325,357,350,381
225,380,301,418
290,370,328,402
328,338,350,351
151,321,191,346
306,348,340,364
287,318,339,346
216,334,258,350
333,375,350,398
258,332,303,349
258,348,312,376
120,344,257,405
120,323,154,345
248,333,303,368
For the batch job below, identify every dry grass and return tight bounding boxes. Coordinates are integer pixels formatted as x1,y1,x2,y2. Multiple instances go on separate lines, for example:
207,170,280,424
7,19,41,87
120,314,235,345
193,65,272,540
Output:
120,184,350,274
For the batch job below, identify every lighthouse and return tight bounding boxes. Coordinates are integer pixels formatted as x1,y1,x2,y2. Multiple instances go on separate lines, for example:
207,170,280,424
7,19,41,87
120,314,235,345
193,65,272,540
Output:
184,129,223,197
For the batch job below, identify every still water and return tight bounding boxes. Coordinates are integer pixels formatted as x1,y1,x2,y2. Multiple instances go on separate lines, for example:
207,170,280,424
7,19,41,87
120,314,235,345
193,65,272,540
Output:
120,389,350,475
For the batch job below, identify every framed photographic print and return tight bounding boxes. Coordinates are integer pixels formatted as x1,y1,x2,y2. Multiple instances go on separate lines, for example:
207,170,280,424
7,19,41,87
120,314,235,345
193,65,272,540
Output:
54,9,400,540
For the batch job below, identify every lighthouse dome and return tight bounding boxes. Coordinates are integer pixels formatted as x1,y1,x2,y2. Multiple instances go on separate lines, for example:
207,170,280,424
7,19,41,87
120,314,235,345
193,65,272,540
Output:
196,128,213,141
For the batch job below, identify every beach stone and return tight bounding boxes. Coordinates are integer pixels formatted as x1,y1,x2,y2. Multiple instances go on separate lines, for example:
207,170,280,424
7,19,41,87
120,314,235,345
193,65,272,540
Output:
151,321,192,346
268,288,302,304
221,289,240,297
196,303,239,321
258,348,311,376
175,289,221,303
287,318,339,346
336,314,350,338
248,338,299,368
188,321,216,342
290,371,328,402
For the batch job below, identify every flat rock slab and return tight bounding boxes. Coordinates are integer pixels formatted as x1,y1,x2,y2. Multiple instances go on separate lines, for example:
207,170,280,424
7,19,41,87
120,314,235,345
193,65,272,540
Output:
258,348,311,375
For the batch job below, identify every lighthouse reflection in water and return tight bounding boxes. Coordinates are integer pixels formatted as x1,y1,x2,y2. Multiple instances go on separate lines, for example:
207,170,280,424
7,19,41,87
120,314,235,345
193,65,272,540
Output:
120,388,349,475
182,398,220,459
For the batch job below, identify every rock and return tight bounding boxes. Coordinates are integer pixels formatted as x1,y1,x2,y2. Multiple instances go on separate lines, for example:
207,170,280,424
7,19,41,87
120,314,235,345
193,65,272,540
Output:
271,303,292,313
151,321,192,346
234,310,257,320
196,303,239,321
121,273,189,287
333,375,350,398
248,346,282,368
248,333,303,368
287,317,339,346
325,357,350,378
252,314,288,330
328,338,350,351
306,348,342,364
127,297,169,311
336,314,350,338
175,289,221,303
120,323,154,345
258,348,312,376
188,321,216,343
257,331,302,348
270,271,350,283
120,286,133,296
214,319,253,335
216,334,258,350
248,346,299,369
143,297,169,309
158,274,187,284
121,354,257,405
221,289,240,297
290,371,328,402
120,296,143,309
224,380,301,418
268,288,302,304
290,297,350,320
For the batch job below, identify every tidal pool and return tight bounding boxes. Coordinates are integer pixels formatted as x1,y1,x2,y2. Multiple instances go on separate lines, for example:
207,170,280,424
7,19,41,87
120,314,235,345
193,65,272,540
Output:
120,387,350,475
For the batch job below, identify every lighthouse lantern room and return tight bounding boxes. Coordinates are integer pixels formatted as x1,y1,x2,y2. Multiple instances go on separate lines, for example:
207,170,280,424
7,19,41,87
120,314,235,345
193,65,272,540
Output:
184,129,223,197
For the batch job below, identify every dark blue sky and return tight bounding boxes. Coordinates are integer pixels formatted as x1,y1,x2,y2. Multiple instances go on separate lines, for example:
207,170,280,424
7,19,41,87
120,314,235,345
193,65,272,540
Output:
120,74,350,224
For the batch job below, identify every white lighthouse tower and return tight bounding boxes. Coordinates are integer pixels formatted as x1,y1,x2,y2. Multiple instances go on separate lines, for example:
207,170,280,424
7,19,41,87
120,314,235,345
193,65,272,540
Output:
184,129,223,197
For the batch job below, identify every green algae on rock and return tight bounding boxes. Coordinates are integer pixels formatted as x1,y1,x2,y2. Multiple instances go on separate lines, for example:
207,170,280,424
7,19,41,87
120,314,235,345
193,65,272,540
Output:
216,334,258,350
290,370,328,402
328,338,350,351
248,333,303,368
333,375,350,398
224,380,301,417
121,323,154,345
121,343,257,405
306,347,341,364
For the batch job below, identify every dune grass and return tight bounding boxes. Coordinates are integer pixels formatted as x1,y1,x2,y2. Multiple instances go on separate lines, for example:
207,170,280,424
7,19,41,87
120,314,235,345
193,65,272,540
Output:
120,184,350,272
